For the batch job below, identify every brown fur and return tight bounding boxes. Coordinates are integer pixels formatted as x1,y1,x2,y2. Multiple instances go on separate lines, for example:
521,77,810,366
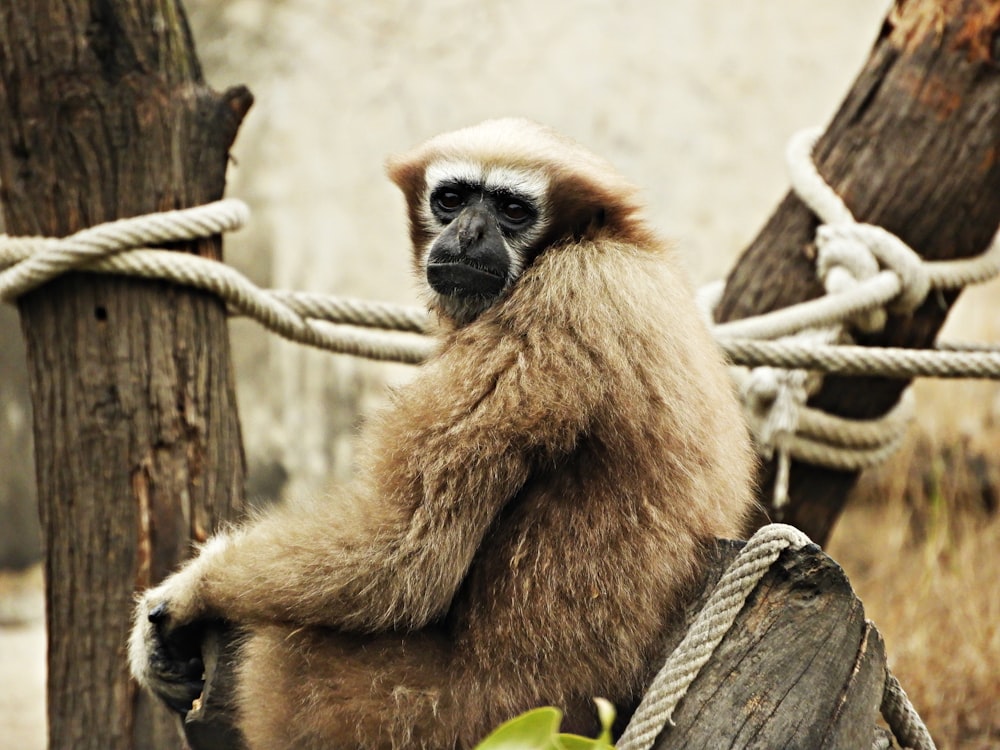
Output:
130,119,756,749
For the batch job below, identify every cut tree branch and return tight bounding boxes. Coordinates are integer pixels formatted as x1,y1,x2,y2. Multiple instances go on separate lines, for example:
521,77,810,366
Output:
718,0,1000,544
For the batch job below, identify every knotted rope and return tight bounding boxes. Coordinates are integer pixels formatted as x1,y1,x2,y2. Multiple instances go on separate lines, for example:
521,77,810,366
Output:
616,524,937,750
716,128,1000,508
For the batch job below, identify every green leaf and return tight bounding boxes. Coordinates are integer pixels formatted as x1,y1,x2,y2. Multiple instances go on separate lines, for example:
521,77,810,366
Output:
474,707,565,750
474,700,617,750
555,734,603,750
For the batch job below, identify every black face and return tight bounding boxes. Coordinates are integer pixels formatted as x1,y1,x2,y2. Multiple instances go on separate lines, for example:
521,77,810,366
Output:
425,182,539,307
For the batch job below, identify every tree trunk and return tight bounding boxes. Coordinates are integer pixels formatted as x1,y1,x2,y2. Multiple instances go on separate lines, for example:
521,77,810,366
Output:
717,0,1000,544
0,2,252,748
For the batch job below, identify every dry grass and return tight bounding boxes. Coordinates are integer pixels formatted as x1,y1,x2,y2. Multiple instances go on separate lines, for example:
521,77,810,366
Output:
828,384,1000,749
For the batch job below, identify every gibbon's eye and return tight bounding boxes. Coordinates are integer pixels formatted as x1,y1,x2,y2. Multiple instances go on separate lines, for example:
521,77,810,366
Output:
499,201,530,223
434,190,465,212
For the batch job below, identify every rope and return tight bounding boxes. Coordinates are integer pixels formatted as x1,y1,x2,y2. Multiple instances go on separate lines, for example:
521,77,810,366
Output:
1,129,999,479
722,128,1000,504
0,201,435,364
788,128,1000,296
0,201,249,302
881,671,937,750
722,339,1000,379
617,524,937,750
2,210,997,378
712,220,1000,344
712,271,902,341
739,367,914,475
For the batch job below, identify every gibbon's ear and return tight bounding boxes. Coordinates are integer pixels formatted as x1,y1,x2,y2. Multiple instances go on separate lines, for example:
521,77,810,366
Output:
385,152,425,200
386,152,436,261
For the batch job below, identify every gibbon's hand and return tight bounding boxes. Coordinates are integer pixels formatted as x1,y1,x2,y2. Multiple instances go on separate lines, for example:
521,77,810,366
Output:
130,598,207,713
128,535,231,712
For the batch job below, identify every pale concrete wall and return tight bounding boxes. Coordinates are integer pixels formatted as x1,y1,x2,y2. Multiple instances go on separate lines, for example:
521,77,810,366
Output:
189,0,890,500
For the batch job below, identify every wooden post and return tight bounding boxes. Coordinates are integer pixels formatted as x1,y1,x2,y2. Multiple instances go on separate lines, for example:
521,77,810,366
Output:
717,0,1000,544
0,2,252,748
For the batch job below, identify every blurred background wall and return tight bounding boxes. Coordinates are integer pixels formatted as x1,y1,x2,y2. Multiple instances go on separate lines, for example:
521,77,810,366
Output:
184,0,895,504
4,2,999,747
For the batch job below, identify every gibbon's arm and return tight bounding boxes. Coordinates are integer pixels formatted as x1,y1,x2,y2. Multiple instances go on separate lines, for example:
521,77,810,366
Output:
136,258,610,634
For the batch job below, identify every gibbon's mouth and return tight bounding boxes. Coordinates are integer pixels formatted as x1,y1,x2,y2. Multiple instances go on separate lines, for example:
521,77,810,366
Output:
427,261,507,299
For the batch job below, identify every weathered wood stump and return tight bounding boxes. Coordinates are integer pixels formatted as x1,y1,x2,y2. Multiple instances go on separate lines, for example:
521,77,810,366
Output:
650,541,888,749
182,539,893,750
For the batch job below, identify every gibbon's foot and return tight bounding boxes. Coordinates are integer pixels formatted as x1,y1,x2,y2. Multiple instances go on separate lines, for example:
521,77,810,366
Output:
138,601,207,713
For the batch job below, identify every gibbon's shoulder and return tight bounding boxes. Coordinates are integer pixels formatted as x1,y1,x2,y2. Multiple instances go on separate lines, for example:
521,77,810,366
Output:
478,235,696,348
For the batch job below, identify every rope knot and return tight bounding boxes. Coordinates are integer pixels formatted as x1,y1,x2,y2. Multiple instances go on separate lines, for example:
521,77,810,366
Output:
743,366,809,453
815,226,886,332
743,364,817,511
817,223,930,322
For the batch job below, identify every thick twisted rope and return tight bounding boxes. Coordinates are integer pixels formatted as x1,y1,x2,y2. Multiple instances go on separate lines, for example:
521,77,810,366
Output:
719,128,1000,504
785,128,1000,306
740,368,914,477
0,200,250,302
0,200,435,364
617,524,936,750
711,231,1000,342
723,339,1000,379
2,131,999,478
1,184,998,378
881,671,937,750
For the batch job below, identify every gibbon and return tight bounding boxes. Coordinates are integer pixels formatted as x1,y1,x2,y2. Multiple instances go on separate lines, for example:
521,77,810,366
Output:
129,117,756,749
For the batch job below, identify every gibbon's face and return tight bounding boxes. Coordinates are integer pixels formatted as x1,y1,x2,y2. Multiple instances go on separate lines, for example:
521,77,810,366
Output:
419,162,550,325
390,119,649,326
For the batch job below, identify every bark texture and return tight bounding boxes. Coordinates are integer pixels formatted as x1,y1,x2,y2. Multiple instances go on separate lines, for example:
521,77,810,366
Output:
717,0,1000,543
0,2,252,748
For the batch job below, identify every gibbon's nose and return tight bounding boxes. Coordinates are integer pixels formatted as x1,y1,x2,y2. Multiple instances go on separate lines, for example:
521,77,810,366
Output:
456,205,490,252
